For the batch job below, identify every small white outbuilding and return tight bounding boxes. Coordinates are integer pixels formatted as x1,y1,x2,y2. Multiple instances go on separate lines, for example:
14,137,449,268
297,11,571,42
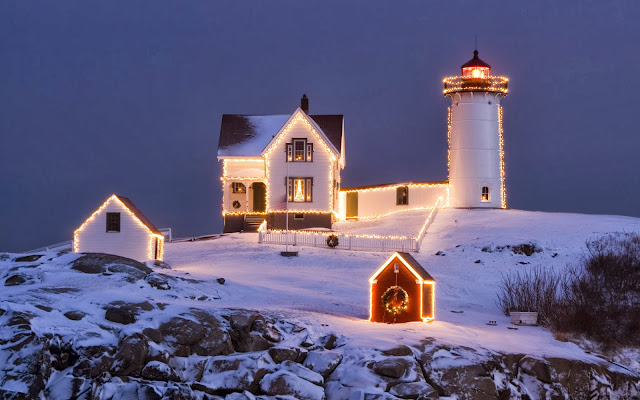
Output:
73,194,164,262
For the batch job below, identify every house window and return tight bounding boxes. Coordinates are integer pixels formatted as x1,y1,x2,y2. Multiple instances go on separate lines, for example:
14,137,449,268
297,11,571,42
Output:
287,177,313,202
294,213,305,220
396,186,409,205
481,186,490,202
286,139,312,162
232,182,246,193
106,212,120,232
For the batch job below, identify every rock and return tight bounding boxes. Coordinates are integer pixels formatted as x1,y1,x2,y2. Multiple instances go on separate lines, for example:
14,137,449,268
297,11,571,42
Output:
303,350,342,379
389,382,438,399
72,253,152,275
229,310,278,352
373,358,409,379
4,274,28,286
190,310,234,356
112,335,149,376
15,254,42,262
160,316,206,346
107,263,149,282
320,334,338,350
382,345,413,357
260,370,325,400
36,304,53,312
226,391,256,400
512,244,537,256
142,328,163,343
105,307,136,325
253,318,282,343
149,260,172,269
279,360,324,385
169,357,207,382
44,374,92,399
217,278,226,285
519,356,552,384
147,273,171,290
63,311,86,321
141,360,180,381
196,352,273,394
269,347,307,364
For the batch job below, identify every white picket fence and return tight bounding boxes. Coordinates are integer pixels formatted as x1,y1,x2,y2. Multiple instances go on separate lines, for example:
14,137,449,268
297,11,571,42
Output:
258,197,442,253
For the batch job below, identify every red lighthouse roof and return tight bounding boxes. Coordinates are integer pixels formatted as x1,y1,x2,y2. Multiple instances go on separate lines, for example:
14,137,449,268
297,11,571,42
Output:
461,50,491,78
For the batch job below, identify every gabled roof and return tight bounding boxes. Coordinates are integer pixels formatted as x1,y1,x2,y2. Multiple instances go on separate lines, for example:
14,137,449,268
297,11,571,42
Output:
217,112,343,158
114,195,162,235
369,252,435,283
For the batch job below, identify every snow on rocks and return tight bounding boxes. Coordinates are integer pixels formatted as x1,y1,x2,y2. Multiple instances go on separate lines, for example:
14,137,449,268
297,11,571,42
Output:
260,370,325,400
303,350,343,379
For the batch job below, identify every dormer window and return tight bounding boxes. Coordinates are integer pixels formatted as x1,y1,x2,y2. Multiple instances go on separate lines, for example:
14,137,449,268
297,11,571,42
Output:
287,139,313,162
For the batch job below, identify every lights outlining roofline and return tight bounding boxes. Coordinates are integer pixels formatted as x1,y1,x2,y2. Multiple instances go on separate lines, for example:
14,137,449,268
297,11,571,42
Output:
73,195,165,261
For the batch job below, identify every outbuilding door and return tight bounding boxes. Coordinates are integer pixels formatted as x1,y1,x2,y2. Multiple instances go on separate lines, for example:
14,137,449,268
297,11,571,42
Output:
153,237,159,260
346,192,358,218
252,183,266,212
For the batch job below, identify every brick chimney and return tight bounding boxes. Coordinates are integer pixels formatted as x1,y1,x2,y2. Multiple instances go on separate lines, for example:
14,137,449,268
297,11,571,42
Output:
300,94,309,114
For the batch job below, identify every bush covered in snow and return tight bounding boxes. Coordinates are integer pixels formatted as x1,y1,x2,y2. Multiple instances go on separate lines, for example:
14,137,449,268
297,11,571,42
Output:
497,233,640,350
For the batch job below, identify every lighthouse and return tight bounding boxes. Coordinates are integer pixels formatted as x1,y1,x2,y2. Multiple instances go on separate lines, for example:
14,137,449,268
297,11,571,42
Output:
443,50,509,208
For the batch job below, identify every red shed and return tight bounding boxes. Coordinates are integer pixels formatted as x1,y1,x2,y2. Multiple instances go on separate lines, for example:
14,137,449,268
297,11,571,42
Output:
369,252,435,323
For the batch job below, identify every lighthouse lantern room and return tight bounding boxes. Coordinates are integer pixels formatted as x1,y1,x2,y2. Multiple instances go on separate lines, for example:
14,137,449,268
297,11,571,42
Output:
443,50,509,209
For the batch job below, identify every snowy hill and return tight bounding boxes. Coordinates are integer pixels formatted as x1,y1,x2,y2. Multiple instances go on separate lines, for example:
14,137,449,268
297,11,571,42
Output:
1,209,639,399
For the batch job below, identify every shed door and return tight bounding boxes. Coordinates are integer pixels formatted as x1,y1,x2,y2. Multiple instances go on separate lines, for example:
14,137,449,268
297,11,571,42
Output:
153,237,158,260
252,183,266,212
346,192,358,218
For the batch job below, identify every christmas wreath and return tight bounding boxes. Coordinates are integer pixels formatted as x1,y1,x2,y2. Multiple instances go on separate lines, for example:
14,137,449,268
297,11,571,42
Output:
326,234,339,248
232,200,241,209
382,286,409,316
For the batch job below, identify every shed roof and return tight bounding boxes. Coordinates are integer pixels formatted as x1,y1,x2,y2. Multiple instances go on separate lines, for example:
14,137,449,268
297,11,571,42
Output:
218,113,343,157
370,252,435,283
114,195,162,235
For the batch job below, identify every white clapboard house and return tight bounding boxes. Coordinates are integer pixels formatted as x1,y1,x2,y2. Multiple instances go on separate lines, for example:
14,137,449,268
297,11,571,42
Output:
217,95,345,232
73,194,165,262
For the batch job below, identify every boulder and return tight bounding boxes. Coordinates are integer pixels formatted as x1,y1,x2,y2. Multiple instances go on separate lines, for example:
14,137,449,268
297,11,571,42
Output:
373,358,410,379
141,361,180,381
64,311,86,321
389,382,438,399
382,345,413,357
149,260,172,269
72,253,152,276
111,335,149,376
147,273,172,290
259,370,325,400
519,356,552,384
169,356,207,382
14,254,42,262
195,352,273,394
190,309,234,356
269,347,307,364
303,350,342,379
4,274,29,286
44,374,92,399
105,307,136,325
142,328,163,344
160,317,206,346
279,360,324,386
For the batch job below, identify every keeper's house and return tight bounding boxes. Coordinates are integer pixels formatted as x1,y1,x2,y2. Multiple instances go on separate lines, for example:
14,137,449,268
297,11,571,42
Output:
369,252,435,323
217,95,345,232
73,194,165,262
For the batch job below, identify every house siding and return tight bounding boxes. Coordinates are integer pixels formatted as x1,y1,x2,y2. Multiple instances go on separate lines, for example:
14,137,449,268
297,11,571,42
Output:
74,199,155,262
340,185,448,219
267,118,335,212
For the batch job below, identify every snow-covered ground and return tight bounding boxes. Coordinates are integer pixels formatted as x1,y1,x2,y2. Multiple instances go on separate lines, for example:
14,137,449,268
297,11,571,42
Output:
162,208,640,361
332,209,430,237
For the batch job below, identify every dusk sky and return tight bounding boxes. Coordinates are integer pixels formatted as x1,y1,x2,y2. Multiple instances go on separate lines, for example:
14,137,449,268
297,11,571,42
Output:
2,1,639,251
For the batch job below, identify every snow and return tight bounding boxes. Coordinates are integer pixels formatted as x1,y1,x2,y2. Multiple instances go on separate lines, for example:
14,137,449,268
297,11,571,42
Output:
332,209,429,237
2,207,640,381
160,208,640,362
217,115,290,157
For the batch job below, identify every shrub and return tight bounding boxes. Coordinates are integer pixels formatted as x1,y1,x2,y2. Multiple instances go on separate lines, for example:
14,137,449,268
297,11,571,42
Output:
551,233,640,349
495,266,561,325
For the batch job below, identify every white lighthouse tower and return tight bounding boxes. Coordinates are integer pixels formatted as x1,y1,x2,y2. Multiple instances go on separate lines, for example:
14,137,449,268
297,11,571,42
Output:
444,50,509,208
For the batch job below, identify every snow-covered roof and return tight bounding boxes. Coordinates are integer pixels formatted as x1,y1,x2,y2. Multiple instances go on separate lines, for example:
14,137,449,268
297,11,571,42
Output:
218,114,344,158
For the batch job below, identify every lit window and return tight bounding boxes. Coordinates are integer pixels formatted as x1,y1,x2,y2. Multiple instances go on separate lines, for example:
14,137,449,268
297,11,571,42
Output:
294,213,305,220
286,139,312,162
396,186,409,205
481,186,490,202
106,212,120,232
287,177,313,202
232,182,246,193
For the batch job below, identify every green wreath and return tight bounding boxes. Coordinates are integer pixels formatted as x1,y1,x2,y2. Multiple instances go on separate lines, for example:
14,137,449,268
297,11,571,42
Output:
382,286,409,316
232,200,241,209
326,234,339,248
